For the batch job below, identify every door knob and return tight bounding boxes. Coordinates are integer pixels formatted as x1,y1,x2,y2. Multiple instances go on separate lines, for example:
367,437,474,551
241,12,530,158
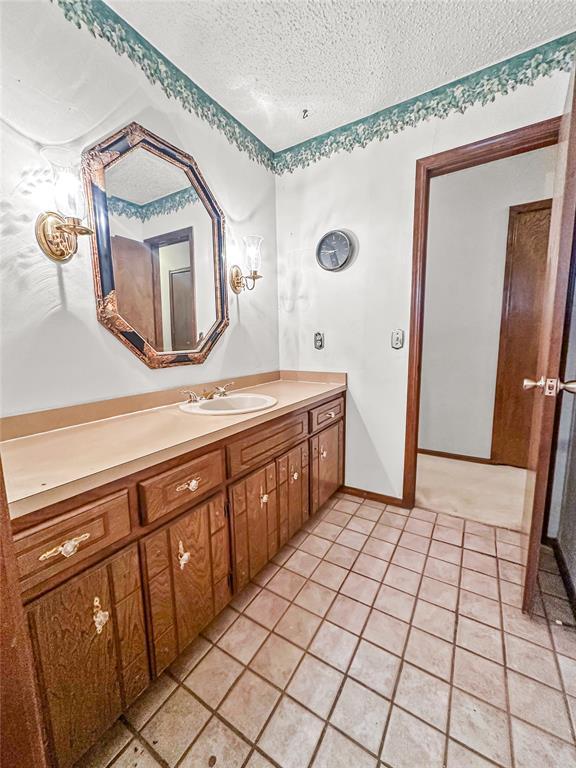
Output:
522,377,545,391
559,380,576,394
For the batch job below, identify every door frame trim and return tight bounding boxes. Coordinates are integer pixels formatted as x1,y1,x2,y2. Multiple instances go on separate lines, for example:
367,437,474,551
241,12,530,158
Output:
402,116,561,507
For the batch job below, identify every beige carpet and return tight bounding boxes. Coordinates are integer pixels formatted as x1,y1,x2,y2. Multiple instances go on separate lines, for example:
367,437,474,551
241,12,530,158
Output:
415,453,528,530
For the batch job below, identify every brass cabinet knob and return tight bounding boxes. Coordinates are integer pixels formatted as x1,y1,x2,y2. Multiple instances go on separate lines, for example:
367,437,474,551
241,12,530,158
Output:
178,540,191,570
327,411,336,418
292,471,299,481
320,448,328,460
93,596,110,635
176,477,201,493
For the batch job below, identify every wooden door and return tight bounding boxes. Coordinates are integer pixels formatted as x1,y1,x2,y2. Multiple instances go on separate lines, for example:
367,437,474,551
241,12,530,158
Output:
169,267,197,350
311,422,344,514
28,564,122,768
522,71,576,611
491,200,552,467
111,235,159,346
230,463,278,589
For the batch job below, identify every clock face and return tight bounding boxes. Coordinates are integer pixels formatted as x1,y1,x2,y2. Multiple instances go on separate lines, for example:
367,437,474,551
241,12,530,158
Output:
316,230,353,271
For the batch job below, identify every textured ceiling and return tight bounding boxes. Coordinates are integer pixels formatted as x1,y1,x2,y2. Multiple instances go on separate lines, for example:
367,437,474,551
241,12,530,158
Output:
106,0,575,151
106,149,190,204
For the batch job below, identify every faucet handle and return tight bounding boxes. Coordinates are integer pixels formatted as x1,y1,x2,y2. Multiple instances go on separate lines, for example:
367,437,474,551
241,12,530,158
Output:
180,389,200,403
214,382,235,397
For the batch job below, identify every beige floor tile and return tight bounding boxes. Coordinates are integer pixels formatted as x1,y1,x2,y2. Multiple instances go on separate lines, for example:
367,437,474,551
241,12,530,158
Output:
169,636,211,681
289,530,308,548
362,608,408,656
109,742,160,768
324,509,352,527
459,590,501,629
373,583,415,622
391,546,426,574
218,615,269,663
449,689,511,767
499,579,523,608
347,516,376,535
361,499,387,511
336,529,368,551
258,696,324,768
230,582,261,611
334,499,361,514
178,717,251,768
394,662,450,731
76,721,132,768
311,560,348,590
312,726,377,768
512,717,576,768
405,627,453,681
245,589,290,630
294,581,336,616
349,639,400,698
326,594,370,634
330,678,389,754
310,620,358,671
325,542,359,568
275,604,321,648
299,534,332,558
202,606,239,642
371,523,401,544
456,616,503,664
141,688,210,767
453,647,506,709
464,533,496,557
361,537,395,561
465,521,495,539
411,507,437,523
184,646,243,707
508,670,573,741
312,521,343,542
352,552,388,580
398,530,430,554
446,740,497,768
356,504,383,522
462,550,497,577
245,752,275,768
284,549,322,578
505,633,560,687
496,541,524,564
383,564,421,595
502,604,552,648
125,674,177,729
496,528,526,547
460,569,498,600
418,576,458,611
498,560,524,585
432,524,463,546
272,545,296,566
287,653,343,717
340,572,379,605
266,568,306,600
382,707,445,768
412,599,455,641
424,557,460,586
380,511,408,530
436,513,465,531
404,518,434,537
253,562,280,586
250,634,303,688
218,670,280,742
427,539,461,564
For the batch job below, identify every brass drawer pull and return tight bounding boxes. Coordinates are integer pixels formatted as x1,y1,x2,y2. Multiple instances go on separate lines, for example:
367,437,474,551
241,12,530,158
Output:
178,540,191,569
93,596,110,634
292,471,299,481
38,532,91,561
176,476,201,493
320,448,328,460
260,487,269,507
327,410,336,418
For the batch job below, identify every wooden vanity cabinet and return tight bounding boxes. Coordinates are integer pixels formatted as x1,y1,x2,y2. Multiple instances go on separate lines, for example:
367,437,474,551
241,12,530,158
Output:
27,545,148,768
140,492,232,676
310,421,344,514
277,441,309,546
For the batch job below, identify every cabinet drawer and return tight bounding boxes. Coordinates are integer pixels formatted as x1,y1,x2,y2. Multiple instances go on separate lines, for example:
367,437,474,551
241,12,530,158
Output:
310,396,344,433
139,449,224,524
14,491,131,593
227,413,308,476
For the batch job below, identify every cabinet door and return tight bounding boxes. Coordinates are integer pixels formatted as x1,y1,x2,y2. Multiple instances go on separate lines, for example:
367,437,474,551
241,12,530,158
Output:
230,462,278,590
285,443,310,541
28,564,122,768
311,421,344,514
141,493,232,675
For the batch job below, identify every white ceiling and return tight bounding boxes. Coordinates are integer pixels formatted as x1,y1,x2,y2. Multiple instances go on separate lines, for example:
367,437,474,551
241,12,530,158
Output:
106,148,190,204
106,0,575,151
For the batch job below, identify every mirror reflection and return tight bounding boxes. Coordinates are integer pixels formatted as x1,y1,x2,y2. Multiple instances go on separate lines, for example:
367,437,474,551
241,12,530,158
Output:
105,147,216,352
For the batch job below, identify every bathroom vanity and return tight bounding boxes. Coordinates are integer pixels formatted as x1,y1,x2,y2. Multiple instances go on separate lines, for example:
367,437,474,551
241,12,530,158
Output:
3,377,346,768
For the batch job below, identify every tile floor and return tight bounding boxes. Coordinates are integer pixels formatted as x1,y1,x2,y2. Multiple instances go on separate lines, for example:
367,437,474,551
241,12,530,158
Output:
78,493,576,768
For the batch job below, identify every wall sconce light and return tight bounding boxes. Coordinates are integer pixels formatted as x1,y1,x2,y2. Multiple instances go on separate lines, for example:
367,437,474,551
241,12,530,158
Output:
35,147,93,263
229,235,263,293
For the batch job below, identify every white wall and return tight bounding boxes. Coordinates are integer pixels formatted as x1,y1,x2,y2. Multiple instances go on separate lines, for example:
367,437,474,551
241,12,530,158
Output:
419,147,557,458
276,72,570,498
0,1,278,417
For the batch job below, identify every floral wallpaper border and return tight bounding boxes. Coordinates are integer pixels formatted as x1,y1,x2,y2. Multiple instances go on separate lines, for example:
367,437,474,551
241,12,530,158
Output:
54,0,575,176
107,186,198,222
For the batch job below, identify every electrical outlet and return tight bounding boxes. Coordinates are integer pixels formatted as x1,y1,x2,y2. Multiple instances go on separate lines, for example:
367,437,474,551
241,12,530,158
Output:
391,329,404,349
314,332,325,350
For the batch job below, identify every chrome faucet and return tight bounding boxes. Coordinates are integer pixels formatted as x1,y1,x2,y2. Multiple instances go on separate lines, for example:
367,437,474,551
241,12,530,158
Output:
180,382,235,403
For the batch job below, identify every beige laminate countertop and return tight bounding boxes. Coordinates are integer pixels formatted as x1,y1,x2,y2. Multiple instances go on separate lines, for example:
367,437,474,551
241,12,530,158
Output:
1,379,346,519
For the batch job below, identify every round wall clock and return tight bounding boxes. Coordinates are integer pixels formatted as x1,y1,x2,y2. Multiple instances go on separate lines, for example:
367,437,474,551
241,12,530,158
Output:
316,230,355,271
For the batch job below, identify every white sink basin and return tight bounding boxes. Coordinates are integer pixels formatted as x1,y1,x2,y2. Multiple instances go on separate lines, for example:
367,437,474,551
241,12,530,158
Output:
179,393,278,415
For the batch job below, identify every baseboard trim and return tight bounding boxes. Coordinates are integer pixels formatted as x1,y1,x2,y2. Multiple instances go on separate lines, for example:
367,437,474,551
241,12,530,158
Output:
340,485,407,508
548,537,576,615
418,448,496,465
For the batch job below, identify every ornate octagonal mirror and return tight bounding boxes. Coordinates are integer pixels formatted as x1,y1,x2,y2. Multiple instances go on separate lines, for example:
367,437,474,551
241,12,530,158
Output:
82,122,227,368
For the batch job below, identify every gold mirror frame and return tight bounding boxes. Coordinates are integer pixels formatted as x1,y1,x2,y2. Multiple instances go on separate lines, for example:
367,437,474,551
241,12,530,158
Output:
82,122,228,368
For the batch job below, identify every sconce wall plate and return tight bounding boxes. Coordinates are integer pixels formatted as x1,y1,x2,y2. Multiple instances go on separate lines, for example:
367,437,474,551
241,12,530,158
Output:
35,211,93,262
